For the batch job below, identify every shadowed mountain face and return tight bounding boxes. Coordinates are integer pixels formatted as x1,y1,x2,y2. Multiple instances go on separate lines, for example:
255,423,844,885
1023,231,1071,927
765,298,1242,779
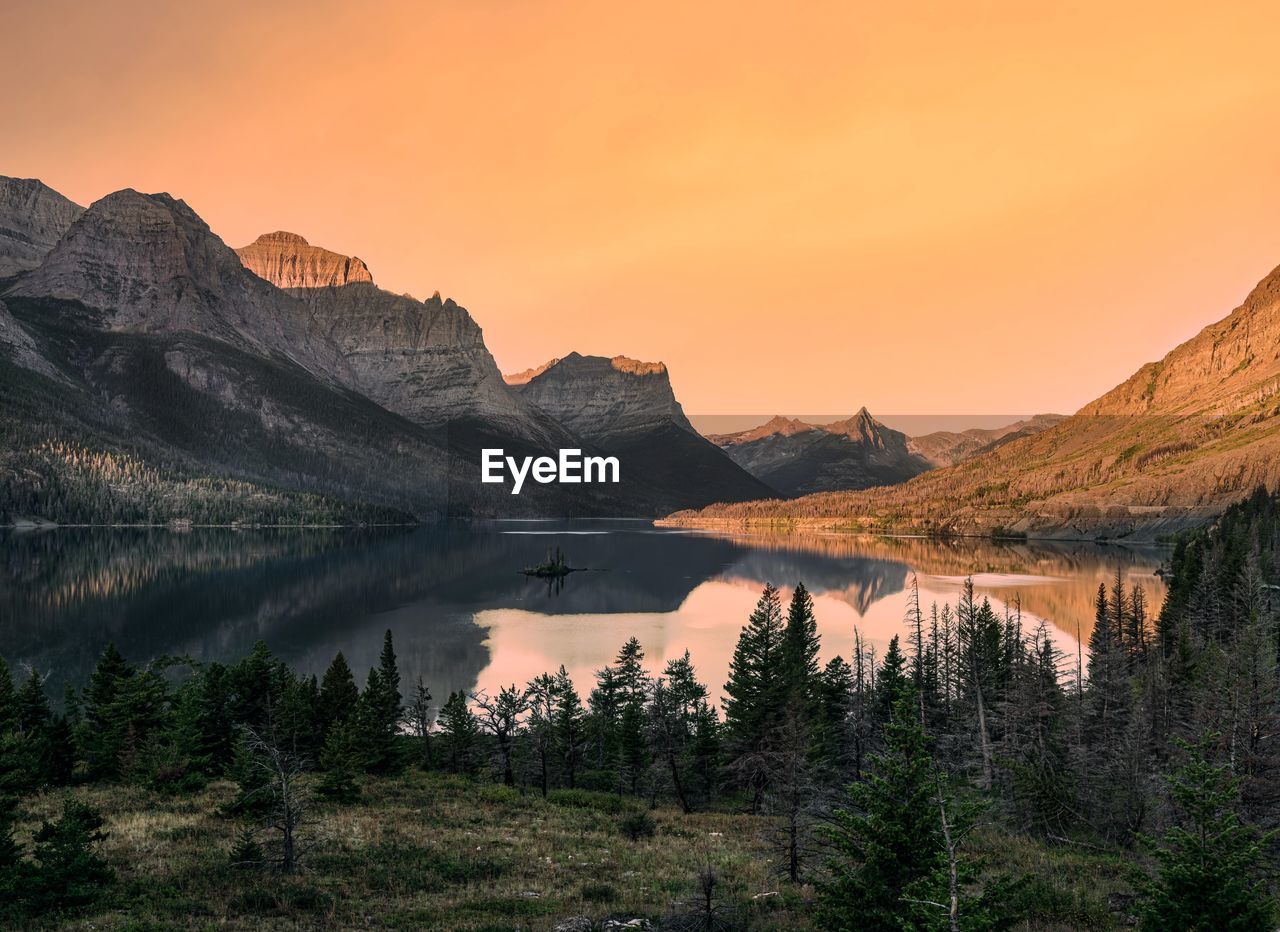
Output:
0,181,759,521
0,177,84,278
510,353,777,512
707,408,931,496
665,263,1280,538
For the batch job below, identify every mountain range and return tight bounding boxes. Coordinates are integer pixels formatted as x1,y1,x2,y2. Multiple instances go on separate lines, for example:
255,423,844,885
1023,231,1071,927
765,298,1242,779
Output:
7,171,1278,536
664,264,1280,538
0,177,766,522
703,410,1064,496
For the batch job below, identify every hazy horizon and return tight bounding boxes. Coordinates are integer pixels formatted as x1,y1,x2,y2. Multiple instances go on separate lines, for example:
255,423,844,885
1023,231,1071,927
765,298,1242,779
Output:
688,413,1050,437
7,1,1280,417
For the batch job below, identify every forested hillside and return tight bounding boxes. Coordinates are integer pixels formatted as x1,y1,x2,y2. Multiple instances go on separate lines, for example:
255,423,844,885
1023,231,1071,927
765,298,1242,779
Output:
2,491,1278,928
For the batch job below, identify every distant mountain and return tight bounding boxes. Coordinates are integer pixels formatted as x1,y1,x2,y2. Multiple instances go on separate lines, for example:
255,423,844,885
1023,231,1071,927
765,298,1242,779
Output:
510,353,776,512
503,358,561,387
907,414,1066,468
0,177,84,278
663,264,1280,539
707,408,930,496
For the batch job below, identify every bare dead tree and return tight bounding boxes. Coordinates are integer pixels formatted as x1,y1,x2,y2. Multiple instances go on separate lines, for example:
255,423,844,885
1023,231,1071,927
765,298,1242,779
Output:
405,675,434,769
472,684,529,787
239,724,312,874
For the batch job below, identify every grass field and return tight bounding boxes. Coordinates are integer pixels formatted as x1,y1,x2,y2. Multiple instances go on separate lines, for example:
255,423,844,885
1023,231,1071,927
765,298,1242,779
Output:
11,770,1136,930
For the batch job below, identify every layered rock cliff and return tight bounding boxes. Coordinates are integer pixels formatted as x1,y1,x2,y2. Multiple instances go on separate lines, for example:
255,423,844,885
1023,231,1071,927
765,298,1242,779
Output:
511,353,697,441
507,352,775,510
0,176,84,277
235,232,561,441
236,231,373,288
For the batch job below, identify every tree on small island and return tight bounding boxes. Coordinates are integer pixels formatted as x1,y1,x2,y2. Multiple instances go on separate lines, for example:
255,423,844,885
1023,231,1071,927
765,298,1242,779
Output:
521,545,580,578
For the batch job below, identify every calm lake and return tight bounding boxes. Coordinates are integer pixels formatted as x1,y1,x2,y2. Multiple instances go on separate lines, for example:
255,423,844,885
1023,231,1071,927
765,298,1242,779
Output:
0,522,1168,704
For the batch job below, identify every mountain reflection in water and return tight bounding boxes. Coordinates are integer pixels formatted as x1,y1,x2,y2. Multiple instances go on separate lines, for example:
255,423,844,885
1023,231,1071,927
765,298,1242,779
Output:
0,522,1166,704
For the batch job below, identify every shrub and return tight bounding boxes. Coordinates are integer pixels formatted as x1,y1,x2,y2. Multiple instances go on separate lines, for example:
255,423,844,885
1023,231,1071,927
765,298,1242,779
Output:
618,810,657,840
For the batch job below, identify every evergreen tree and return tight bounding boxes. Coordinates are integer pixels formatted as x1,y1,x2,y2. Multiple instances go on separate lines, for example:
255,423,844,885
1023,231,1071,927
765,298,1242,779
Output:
317,719,362,803
26,798,114,915
813,655,854,774
1085,579,1142,842
318,652,360,736
0,793,25,920
819,694,944,931
438,691,481,777
526,673,556,796
15,669,49,734
875,636,909,723
79,643,135,779
780,582,820,709
0,657,16,734
358,631,404,774
1138,736,1275,931
552,667,586,789
723,584,785,808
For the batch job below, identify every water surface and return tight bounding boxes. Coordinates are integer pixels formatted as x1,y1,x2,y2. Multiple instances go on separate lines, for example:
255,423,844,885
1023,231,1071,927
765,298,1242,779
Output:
0,522,1167,703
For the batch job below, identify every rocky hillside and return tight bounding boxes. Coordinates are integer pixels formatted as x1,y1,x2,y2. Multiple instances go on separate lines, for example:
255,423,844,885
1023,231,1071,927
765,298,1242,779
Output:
235,231,561,442
662,264,1280,539
708,408,931,496
511,353,776,511
0,176,84,278
0,179,747,522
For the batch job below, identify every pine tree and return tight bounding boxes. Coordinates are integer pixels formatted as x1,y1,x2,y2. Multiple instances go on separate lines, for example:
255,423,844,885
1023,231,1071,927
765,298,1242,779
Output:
26,798,114,914
1085,580,1141,842
957,580,1003,789
438,691,481,777
358,631,405,774
875,636,909,723
318,652,360,735
780,582,821,709
1138,736,1275,931
0,658,18,734
0,793,26,920
818,694,944,931
80,643,135,779
723,584,785,809
552,667,586,789
317,719,362,803
813,655,854,774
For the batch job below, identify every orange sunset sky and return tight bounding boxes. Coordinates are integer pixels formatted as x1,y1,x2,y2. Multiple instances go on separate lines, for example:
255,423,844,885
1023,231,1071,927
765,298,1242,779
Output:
6,0,1280,416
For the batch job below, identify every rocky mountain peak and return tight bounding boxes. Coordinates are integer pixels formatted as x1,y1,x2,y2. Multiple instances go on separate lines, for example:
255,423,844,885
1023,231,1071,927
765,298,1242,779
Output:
236,230,375,289
824,408,898,447
515,352,696,440
0,176,85,277
10,188,349,379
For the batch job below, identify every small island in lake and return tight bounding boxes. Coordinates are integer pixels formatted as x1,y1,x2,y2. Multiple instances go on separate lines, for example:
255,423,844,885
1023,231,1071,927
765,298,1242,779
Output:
521,546,581,578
